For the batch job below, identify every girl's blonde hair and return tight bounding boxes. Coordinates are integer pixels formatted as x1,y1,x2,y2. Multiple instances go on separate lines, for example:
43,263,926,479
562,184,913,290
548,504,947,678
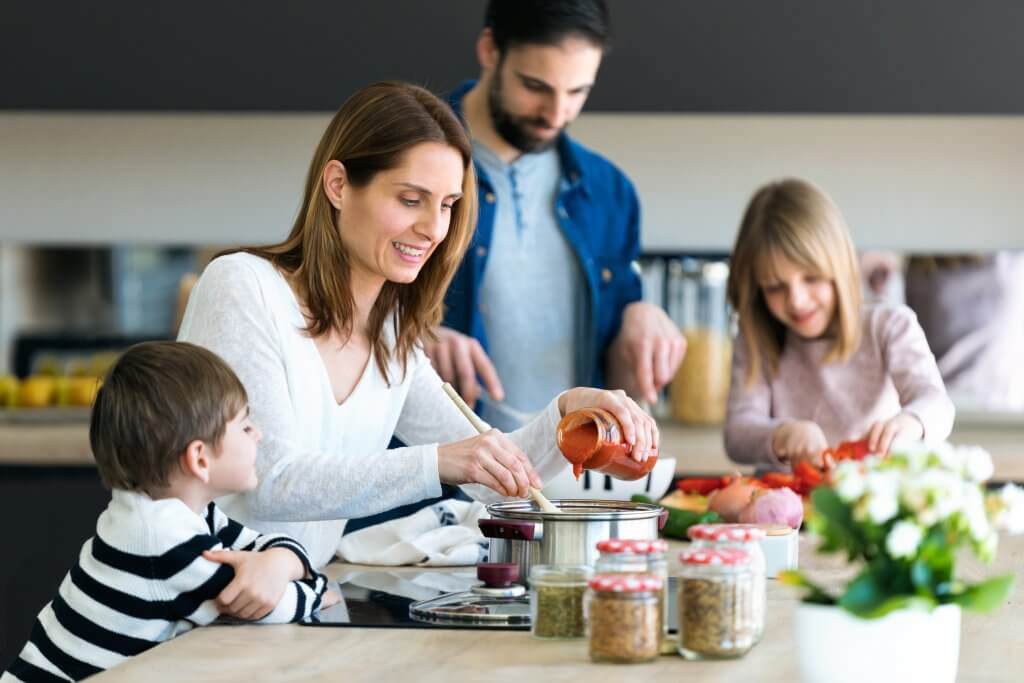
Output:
727,178,862,385
224,81,477,384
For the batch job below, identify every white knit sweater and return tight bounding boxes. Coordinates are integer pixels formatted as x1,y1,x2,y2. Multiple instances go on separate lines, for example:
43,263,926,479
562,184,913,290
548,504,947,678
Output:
178,253,568,568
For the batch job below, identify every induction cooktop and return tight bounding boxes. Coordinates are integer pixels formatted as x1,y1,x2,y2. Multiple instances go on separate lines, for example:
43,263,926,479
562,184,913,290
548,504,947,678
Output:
301,568,679,632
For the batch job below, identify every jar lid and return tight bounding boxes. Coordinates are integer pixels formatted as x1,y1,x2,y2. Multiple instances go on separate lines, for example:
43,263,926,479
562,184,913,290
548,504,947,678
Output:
588,572,664,593
595,538,669,555
679,547,752,566
688,523,766,542
529,564,593,585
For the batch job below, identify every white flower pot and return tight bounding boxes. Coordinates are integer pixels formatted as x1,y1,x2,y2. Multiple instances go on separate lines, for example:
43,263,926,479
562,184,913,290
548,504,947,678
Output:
795,602,961,683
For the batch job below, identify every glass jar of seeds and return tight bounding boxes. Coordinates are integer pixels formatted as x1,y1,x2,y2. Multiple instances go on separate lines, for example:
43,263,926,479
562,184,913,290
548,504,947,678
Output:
687,523,767,642
529,565,592,639
594,538,669,636
588,573,663,663
676,548,762,660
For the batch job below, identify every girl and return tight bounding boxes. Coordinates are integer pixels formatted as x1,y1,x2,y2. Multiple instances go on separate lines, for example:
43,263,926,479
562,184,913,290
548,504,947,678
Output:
724,178,954,469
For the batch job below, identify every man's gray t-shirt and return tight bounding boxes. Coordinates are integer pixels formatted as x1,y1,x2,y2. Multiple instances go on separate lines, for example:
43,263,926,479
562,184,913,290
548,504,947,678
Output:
474,141,585,431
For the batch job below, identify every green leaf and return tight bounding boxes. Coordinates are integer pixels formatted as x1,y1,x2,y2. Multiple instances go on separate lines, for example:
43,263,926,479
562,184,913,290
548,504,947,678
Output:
910,560,933,594
952,574,1015,613
778,570,835,605
838,572,886,616
869,595,936,619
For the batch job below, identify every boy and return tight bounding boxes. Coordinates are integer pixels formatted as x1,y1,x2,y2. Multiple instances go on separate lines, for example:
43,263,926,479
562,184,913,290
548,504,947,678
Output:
3,342,335,682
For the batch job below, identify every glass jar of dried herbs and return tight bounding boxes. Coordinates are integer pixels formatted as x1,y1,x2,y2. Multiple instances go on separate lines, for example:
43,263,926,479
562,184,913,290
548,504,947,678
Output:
529,565,592,639
588,573,663,663
676,548,763,660
594,538,670,636
687,523,767,642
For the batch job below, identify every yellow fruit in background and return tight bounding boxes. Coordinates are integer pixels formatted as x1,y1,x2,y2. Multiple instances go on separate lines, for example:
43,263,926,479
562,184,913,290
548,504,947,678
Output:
89,352,119,378
54,376,72,406
68,376,100,407
19,376,56,408
0,375,18,408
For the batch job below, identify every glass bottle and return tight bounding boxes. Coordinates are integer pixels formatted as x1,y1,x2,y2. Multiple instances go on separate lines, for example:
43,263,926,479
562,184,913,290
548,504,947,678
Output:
677,547,762,660
588,573,663,663
556,408,657,481
669,259,733,424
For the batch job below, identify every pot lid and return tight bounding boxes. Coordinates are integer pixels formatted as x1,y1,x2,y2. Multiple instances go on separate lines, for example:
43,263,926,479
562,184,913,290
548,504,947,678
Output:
408,563,530,628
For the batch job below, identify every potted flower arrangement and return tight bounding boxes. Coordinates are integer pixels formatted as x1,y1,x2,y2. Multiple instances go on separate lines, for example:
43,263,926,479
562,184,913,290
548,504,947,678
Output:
781,441,1023,683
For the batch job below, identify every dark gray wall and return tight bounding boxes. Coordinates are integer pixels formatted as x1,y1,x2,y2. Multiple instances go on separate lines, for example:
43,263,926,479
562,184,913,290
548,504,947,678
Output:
2,0,1023,112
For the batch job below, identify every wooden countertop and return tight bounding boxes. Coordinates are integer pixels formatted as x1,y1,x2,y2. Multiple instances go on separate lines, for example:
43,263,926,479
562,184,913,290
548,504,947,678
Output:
4,417,1024,481
91,534,1024,682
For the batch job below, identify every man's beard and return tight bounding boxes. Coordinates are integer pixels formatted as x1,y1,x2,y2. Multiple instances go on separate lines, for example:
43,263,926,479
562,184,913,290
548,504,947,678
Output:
487,72,563,154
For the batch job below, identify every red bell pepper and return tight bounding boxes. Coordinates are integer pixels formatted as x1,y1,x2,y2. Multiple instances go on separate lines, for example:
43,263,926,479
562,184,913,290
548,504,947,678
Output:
760,472,799,489
676,477,726,496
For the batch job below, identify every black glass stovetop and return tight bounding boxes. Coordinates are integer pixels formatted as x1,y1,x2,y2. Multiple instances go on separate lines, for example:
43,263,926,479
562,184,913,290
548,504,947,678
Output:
301,568,679,632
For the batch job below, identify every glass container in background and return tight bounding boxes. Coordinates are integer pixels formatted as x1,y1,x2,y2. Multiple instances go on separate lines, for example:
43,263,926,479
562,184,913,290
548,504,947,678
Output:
677,548,762,660
593,538,669,636
668,259,733,424
529,564,592,639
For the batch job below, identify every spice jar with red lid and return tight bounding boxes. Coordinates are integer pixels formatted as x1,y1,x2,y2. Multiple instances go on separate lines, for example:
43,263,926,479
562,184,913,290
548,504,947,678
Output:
587,573,663,663
677,548,763,659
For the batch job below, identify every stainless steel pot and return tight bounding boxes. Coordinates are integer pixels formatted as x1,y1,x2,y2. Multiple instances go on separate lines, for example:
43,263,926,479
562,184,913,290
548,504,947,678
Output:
480,499,667,583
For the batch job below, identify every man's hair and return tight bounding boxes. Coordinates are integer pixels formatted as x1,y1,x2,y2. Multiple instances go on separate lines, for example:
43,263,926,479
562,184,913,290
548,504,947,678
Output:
89,341,248,491
484,0,610,53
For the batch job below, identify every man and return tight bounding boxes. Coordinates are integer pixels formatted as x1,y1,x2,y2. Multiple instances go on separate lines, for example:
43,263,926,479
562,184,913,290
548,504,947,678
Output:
428,0,685,430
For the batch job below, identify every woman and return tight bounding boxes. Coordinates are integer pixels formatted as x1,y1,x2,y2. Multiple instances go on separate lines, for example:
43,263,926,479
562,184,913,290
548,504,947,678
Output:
179,82,657,568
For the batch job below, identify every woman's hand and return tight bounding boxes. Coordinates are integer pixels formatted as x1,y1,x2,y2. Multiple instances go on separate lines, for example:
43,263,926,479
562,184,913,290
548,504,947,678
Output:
772,420,829,469
558,388,658,462
863,412,924,456
437,430,543,498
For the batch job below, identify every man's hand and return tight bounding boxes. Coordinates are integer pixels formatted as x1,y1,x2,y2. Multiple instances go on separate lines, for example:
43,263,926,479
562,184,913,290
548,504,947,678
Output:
606,302,686,404
202,547,305,621
423,326,504,407
772,420,829,469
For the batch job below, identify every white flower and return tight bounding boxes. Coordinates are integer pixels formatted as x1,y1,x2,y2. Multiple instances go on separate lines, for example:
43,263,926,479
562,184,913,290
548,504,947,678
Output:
886,520,923,559
861,470,900,524
961,484,990,541
901,470,964,526
833,461,866,502
993,484,1024,534
977,529,999,563
961,446,994,483
891,439,930,471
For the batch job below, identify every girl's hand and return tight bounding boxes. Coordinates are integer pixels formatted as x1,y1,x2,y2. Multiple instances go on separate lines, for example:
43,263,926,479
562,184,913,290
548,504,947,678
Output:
437,430,542,498
772,420,829,468
559,388,659,462
863,412,924,456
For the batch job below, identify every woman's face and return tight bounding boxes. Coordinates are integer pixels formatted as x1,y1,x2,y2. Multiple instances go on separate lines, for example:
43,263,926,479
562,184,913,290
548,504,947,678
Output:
334,141,464,287
760,253,837,339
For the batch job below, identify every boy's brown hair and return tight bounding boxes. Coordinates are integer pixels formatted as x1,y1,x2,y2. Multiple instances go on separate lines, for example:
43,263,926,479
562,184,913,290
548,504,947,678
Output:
89,341,248,491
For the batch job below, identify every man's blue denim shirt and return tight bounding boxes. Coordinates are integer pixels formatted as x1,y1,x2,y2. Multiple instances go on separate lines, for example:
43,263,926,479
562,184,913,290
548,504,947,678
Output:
443,80,643,389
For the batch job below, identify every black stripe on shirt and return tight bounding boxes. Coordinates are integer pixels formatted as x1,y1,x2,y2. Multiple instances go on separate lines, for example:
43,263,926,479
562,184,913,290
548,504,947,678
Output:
292,583,306,622
25,617,103,681
69,561,234,622
91,533,220,580
215,518,244,549
205,502,217,534
5,654,70,683
50,595,156,657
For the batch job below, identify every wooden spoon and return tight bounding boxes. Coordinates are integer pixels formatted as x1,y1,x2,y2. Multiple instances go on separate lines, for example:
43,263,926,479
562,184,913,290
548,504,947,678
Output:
441,382,561,514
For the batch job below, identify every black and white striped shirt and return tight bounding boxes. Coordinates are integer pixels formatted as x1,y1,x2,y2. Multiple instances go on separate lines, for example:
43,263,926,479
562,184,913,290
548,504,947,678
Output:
2,490,328,682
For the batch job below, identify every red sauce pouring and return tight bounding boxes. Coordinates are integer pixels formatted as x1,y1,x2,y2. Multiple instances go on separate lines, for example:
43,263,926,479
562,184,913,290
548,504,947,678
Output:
556,408,657,481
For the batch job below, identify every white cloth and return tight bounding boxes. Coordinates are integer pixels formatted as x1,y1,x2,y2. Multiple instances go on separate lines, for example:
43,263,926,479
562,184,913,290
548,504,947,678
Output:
178,253,569,569
336,499,489,566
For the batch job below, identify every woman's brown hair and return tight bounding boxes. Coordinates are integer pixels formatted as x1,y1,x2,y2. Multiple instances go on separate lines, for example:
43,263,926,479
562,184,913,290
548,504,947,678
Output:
727,178,863,385
227,81,477,382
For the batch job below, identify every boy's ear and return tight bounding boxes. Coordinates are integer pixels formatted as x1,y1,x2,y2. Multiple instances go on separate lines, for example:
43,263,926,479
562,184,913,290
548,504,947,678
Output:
179,439,212,484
